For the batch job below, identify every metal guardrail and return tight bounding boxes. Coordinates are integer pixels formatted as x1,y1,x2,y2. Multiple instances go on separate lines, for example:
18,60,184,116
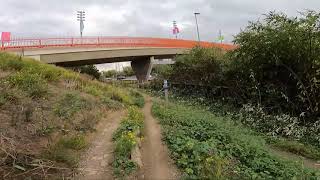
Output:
0,36,236,50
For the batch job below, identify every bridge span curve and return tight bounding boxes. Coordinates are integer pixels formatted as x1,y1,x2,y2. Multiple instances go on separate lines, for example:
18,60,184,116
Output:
1,36,235,50
1,37,235,82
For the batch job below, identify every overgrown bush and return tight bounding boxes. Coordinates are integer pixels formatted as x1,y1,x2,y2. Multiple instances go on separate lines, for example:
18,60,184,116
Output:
229,11,320,119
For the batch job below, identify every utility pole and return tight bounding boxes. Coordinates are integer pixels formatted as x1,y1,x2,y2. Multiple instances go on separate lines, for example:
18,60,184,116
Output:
77,11,85,37
194,12,201,42
218,29,224,43
173,21,179,39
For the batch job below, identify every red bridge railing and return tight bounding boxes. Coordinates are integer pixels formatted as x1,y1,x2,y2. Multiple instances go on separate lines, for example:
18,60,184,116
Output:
0,36,236,51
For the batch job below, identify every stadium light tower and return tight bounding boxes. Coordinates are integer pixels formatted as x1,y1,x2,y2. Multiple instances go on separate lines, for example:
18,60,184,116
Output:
77,11,85,37
194,12,200,42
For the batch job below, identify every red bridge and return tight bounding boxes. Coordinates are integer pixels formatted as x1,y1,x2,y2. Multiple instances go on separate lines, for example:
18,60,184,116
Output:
1,36,235,50
1,36,235,82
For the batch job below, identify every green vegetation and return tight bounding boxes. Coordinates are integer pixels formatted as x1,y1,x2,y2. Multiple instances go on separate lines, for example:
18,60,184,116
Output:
45,135,87,166
0,52,141,178
102,66,134,79
54,92,91,119
112,106,144,177
103,69,117,78
72,65,101,79
6,71,48,98
152,100,320,179
269,138,320,160
130,90,145,108
122,66,135,77
150,11,320,153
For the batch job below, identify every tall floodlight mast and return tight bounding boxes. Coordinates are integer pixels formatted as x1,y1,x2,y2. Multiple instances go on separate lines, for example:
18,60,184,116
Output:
77,11,85,37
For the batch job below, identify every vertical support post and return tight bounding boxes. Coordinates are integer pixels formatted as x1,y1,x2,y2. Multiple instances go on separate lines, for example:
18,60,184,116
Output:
163,79,169,102
39,39,42,48
131,56,153,84
71,37,74,46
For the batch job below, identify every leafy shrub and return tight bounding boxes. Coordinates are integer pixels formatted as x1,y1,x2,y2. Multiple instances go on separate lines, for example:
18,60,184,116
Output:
171,47,226,87
54,93,90,119
151,64,173,79
230,11,320,118
6,72,48,98
236,104,306,138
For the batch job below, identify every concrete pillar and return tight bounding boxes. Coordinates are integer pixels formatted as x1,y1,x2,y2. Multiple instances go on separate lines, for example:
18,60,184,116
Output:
131,56,153,83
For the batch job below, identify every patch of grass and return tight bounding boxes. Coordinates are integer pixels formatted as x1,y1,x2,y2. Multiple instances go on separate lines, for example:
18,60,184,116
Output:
44,135,87,166
101,96,123,109
6,71,48,98
269,138,320,160
83,84,104,97
112,106,144,177
58,135,87,150
0,89,23,105
74,111,101,132
130,91,145,108
0,52,65,82
54,93,90,119
0,53,25,71
152,100,320,179
109,87,133,105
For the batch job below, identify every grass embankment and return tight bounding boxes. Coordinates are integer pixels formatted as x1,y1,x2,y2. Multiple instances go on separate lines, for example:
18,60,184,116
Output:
0,52,139,178
152,100,320,179
112,106,144,177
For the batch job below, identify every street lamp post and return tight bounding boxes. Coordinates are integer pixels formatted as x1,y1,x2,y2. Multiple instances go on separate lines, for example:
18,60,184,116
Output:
194,12,200,42
77,11,85,37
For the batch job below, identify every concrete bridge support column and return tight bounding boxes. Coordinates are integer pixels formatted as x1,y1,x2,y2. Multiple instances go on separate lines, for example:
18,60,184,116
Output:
131,56,153,83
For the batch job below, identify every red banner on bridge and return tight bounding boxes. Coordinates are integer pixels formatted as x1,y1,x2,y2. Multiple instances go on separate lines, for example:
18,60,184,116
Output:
1,32,11,42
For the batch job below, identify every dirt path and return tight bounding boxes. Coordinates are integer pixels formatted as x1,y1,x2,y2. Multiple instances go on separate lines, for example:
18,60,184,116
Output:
76,110,125,180
139,96,179,180
268,147,320,170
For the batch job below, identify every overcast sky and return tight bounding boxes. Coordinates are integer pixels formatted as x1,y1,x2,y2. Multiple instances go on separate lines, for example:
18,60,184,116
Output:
1,0,319,71
1,0,319,43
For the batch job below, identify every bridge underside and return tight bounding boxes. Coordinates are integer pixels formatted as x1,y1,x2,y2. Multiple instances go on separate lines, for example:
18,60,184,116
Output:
18,47,187,82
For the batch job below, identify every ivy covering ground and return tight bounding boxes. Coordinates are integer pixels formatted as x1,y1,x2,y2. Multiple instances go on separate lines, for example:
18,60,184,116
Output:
152,100,320,179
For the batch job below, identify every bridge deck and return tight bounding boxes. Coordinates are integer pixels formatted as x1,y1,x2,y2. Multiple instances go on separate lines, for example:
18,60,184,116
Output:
1,37,235,51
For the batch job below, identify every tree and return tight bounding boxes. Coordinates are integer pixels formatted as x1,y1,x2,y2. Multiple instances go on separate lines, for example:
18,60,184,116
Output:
231,11,320,118
122,66,135,77
72,65,101,79
102,70,117,78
